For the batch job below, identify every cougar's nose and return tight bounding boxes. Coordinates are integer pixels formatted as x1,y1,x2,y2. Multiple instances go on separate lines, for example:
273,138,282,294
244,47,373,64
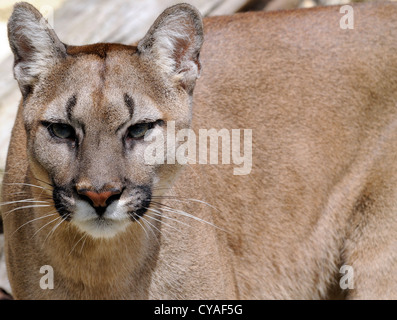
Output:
76,187,122,215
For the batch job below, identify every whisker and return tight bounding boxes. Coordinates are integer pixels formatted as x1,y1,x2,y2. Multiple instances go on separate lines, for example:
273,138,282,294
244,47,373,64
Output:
151,196,220,212
145,209,184,235
2,191,53,202
30,176,54,188
145,207,191,230
132,214,150,239
152,187,172,191
150,202,226,232
69,233,88,256
5,191,34,196
3,182,51,191
139,215,162,245
11,212,58,237
0,199,51,207
3,204,51,218
79,234,89,255
31,216,62,239
43,214,69,246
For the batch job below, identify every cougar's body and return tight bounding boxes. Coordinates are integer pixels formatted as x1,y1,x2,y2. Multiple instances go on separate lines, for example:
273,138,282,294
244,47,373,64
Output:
1,2,397,299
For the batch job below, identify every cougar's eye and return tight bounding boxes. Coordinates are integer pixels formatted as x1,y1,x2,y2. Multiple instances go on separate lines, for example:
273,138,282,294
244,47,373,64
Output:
126,123,152,140
48,123,76,140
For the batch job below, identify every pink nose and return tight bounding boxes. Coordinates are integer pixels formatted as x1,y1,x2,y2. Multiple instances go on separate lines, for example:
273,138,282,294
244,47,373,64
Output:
77,189,121,207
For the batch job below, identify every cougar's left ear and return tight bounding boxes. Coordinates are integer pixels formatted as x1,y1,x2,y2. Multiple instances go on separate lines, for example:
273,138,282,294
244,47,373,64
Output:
137,4,204,94
8,2,67,98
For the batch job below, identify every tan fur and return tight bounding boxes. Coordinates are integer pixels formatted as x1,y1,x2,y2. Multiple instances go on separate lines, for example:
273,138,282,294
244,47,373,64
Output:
1,2,397,299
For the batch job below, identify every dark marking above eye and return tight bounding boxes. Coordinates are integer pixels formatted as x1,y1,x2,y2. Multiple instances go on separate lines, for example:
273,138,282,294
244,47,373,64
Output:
66,95,77,121
124,93,134,118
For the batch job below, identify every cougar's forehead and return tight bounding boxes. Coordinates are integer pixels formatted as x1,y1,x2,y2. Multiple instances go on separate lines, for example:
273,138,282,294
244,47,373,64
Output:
59,55,132,131
37,45,168,130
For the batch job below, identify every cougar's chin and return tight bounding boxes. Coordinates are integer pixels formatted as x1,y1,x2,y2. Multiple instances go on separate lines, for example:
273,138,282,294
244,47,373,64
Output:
72,217,130,239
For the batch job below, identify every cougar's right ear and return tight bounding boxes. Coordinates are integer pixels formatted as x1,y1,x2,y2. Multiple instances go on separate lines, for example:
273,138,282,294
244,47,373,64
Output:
137,4,204,94
8,2,67,98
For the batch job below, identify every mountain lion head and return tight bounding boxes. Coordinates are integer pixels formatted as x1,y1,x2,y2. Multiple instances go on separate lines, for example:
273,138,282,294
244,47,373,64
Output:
8,3,203,238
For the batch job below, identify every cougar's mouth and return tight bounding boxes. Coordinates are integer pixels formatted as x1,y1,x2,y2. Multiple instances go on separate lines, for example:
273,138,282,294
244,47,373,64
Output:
52,184,152,238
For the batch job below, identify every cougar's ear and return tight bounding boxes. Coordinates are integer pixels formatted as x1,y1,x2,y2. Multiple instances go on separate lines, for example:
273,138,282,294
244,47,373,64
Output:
8,2,67,98
137,4,204,94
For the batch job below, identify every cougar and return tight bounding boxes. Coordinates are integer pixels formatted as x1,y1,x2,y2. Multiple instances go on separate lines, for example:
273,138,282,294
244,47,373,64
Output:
1,1,396,299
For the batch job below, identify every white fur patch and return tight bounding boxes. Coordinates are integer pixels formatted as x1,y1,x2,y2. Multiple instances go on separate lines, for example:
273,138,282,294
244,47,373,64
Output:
71,200,131,239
